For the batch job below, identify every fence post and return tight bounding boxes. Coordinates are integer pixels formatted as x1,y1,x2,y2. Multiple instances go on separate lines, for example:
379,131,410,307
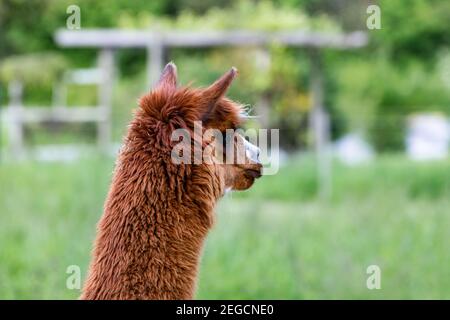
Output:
256,48,271,128
147,33,164,89
98,48,114,154
8,79,25,159
309,50,332,200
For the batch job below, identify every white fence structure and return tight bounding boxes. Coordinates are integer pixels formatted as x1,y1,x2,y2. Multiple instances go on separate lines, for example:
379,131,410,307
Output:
4,49,113,159
54,29,368,198
1,29,368,197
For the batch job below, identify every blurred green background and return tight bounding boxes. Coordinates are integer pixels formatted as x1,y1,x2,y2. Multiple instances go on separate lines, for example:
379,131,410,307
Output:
0,0,449,299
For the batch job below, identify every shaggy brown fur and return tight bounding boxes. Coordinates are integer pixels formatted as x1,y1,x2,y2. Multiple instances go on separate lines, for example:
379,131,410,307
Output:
80,63,262,300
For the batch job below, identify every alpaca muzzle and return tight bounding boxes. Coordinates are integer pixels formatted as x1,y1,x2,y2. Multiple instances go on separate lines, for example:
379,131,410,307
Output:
244,139,261,164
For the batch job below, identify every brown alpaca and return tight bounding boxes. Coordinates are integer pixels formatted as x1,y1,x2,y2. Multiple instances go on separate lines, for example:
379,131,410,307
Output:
80,62,262,300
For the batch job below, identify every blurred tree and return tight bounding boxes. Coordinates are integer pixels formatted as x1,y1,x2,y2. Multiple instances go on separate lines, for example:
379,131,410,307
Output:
374,0,450,61
170,0,234,14
2,0,449,151
0,52,68,105
0,0,172,58
330,0,450,151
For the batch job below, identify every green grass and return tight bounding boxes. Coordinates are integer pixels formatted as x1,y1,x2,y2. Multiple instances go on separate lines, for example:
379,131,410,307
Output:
0,155,449,299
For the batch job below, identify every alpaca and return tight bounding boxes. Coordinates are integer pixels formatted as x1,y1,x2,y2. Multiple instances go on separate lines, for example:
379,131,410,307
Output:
80,62,263,300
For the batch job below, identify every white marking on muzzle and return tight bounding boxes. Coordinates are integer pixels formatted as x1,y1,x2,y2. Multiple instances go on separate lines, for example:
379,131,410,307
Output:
244,139,261,164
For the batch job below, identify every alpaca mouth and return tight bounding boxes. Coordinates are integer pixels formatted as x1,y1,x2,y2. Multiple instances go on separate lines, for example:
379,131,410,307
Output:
245,168,262,179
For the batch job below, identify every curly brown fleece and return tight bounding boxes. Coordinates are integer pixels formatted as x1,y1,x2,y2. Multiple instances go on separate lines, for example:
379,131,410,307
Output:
80,63,261,300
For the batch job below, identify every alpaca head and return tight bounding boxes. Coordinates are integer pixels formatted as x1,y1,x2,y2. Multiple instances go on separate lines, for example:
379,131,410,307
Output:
138,62,262,193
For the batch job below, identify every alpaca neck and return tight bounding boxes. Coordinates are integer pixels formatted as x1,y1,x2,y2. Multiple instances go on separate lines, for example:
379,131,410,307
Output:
81,156,219,300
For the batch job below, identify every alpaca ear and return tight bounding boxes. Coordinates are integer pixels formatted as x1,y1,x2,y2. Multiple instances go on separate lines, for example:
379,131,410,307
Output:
202,67,238,120
155,62,177,91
